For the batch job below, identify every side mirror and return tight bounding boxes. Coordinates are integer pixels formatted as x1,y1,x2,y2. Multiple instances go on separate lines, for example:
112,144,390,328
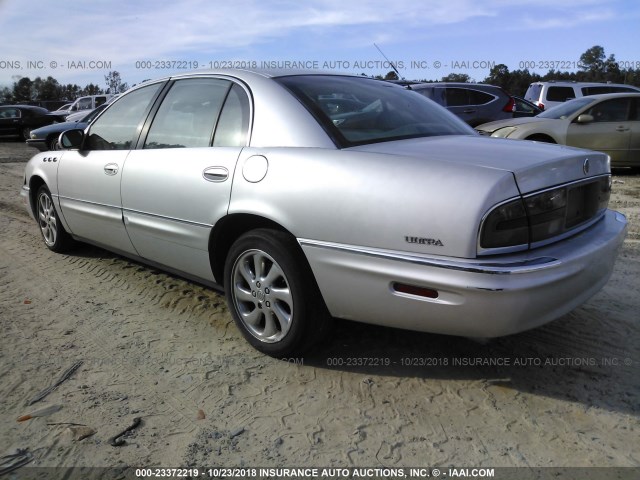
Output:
576,114,594,124
59,129,85,149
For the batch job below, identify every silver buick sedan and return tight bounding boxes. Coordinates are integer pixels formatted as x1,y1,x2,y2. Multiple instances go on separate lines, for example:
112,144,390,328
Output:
21,70,627,356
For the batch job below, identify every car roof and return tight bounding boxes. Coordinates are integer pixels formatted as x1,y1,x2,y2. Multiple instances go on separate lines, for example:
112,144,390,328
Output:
1,104,44,109
0,104,49,112
530,80,639,88
575,92,640,100
169,68,357,81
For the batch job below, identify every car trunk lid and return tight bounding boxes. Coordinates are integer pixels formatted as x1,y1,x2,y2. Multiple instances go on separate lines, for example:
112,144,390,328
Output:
346,135,609,194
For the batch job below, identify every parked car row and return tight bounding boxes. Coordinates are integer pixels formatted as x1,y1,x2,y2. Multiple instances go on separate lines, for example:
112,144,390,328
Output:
21,70,627,356
27,103,109,151
1,95,120,143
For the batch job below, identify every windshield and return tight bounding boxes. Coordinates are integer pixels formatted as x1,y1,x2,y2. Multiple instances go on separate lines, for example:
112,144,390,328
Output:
276,75,474,147
538,97,593,119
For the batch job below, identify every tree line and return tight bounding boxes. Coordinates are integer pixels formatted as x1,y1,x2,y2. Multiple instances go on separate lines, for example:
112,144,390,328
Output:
383,46,640,96
2,46,639,105
0,71,130,104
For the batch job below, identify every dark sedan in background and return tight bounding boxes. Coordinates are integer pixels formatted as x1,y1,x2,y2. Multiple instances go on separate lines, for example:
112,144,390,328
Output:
0,105,65,141
27,104,108,151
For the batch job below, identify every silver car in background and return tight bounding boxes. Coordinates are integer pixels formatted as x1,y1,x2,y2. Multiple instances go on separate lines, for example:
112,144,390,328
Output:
20,70,627,356
476,93,640,168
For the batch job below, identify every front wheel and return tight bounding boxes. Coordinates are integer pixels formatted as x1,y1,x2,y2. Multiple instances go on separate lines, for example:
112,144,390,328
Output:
224,229,330,357
48,135,61,151
36,186,75,252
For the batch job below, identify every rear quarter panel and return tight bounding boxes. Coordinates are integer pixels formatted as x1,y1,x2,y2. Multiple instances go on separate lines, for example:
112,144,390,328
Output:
228,147,520,259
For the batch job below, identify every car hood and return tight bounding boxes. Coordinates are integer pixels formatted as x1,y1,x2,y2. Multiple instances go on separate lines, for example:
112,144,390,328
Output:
346,135,608,194
476,116,562,133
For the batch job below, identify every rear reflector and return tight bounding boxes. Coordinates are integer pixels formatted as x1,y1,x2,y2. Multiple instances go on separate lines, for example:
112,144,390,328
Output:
392,282,439,299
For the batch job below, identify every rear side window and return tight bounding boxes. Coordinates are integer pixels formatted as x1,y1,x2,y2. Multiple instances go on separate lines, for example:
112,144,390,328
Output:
213,83,250,147
87,82,162,150
609,86,639,93
145,78,230,149
581,86,611,95
468,90,495,105
546,87,575,102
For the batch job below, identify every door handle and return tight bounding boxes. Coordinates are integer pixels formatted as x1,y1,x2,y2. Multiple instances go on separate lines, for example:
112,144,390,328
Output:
104,163,119,175
203,166,229,182
615,126,629,132
462,109,476,114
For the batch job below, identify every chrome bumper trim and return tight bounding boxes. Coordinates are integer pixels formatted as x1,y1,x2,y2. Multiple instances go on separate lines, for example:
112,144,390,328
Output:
298,238,560,275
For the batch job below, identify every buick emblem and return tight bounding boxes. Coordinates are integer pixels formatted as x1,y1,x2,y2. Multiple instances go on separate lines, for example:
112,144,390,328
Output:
583,158,590,175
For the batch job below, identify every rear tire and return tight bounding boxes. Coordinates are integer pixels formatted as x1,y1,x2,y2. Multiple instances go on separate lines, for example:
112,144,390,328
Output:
224,228,330,357
36,186,75,253
21,127,31,141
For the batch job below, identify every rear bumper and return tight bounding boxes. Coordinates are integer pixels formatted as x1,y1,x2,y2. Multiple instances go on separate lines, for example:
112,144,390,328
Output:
300,209,627,338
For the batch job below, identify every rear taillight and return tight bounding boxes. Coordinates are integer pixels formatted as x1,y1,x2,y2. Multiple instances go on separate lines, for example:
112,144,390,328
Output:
537,102,545,110
503,97,515,113
479,177,611,253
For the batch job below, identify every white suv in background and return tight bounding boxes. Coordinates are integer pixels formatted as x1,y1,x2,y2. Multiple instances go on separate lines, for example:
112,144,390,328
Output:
525,81,640,110
67,94,115,114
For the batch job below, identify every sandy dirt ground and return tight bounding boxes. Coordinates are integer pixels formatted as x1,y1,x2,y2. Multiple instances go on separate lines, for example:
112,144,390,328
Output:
0,140,638,475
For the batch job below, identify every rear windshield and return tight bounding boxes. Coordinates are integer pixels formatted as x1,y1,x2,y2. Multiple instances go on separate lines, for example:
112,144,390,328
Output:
525,84,542,102
275,75,474,147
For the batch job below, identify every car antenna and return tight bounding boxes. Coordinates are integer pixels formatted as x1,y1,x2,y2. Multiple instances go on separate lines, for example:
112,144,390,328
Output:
374,43,411,89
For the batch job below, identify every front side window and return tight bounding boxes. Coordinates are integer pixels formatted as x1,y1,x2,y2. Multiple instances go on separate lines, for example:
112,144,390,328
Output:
586,98,630,122
145,78,231,149
0,108,20,119
87,82,162,150
276,75,473,147
76,98,92,110
445,88,470,107
582,86,610,96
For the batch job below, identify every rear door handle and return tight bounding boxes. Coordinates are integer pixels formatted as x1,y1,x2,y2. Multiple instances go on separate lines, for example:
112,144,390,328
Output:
104,163,119,175
615,126,630,132
463,109,476,114
203,166,229,182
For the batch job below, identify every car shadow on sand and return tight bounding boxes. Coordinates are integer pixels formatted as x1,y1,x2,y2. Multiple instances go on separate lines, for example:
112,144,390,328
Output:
303,312,638,417
64,243,638,417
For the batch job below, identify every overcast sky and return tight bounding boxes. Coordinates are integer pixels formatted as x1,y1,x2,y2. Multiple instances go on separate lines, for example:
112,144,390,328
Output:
1,0,639,90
